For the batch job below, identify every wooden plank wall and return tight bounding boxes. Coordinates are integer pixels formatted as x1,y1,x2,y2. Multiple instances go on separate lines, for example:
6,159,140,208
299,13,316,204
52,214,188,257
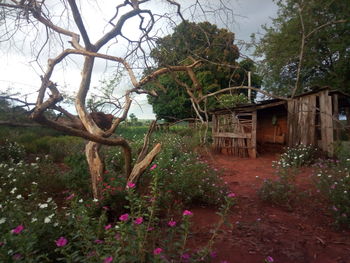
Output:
287,90,334,156
319,90,334,155
288,94,316,146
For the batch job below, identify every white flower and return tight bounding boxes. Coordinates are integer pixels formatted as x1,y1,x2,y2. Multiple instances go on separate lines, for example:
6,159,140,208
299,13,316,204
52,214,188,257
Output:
46,197,52,203
0,218,6,224
92,198,98,202
44,217,51,223
10,187,17,194
344,191,348,194
78,199,83,203
54,223,59,227
31,218,37,223
16,195,22,199
38,203,48,209
35,157,40,161
32,182,38,185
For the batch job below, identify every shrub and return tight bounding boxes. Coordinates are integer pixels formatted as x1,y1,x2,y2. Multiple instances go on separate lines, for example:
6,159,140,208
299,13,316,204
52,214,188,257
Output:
0,154,236,262
258,145,316,207
0,139,25,163
313,158,350,228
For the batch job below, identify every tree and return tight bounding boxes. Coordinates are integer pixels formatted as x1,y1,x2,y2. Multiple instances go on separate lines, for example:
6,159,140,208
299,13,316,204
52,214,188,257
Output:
146,21,261,121
0,0,237,199
254,0,349,96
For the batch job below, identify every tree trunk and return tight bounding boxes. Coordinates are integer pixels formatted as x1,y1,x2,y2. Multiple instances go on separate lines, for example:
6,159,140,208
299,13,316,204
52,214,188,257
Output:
85,141,104,199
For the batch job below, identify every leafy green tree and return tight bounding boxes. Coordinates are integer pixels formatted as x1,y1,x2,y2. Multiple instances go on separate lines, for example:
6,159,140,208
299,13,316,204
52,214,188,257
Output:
147,21,261,121
254,0,349,96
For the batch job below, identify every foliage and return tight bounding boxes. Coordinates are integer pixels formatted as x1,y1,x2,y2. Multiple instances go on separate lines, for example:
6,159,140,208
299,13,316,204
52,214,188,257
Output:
259,145,316,207
145,132,230,207
216,93,249,108
254,0,350,96
0,146,236,262
313,158,350,228
0,139,25,163
146,21,261,121
62,154,91,196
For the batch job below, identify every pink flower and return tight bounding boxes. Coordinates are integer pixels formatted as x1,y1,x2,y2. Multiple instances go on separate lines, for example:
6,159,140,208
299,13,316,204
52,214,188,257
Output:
127,182,135,189
11,225,24,234
210,251,217,258
55,237,68,247
104,224,112,230
168,220,177,227
150,164,157,171
12,254,22,260
94,239,104,244
65,193,75,200
182,210,193,216
119,213,129,221
153,247,163,255
103,256,113,263
266,256,274,262
227,193,236,198
182,253,190,260
134,217,143,225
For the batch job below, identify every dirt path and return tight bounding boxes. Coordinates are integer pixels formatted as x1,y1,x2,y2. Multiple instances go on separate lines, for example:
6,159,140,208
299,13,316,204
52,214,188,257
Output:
191,152,350,263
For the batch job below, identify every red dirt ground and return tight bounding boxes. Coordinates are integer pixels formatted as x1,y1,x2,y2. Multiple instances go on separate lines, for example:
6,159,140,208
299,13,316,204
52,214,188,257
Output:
190,150,350,263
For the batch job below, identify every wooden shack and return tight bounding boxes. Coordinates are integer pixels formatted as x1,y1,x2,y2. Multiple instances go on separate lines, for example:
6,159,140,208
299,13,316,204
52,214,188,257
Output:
211,87,350,157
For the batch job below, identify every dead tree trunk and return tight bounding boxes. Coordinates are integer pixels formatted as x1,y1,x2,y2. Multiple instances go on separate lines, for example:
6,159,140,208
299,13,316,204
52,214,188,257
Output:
85,141,104,199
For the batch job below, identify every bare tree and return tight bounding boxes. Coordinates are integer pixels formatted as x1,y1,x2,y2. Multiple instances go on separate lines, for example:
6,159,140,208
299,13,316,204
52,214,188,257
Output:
0,0,241,199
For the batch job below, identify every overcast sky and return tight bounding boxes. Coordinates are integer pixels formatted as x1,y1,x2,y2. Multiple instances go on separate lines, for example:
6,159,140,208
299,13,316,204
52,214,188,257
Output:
0,0,278,119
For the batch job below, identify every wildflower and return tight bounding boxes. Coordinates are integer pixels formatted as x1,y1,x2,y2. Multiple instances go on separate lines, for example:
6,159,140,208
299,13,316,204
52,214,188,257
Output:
10,187,17,194
31,218,37,223
94,239,104,244
55,237,68,247
265,256,274,262
0,218,6,224
16,194,22,199
11,225,24,234
150,164,157,171
182,253,190,260
105,224,112,230
134,217,143,225
104,256,113,263
13,254,22,260
65,193,75,200
78,199,83,203
44,217,51,223
47,197,53,202
168,220,177,227
153,247,163,255
119,213,129,221
227,193,236,198
92,198,98,202
38,203,48,209
126,182,135,189
210,251,217,258
183,210,193,216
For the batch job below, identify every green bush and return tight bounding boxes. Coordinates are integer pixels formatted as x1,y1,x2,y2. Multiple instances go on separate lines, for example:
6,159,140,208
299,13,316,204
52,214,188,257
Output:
258,145,316,208
62,154,91,196
313,158,350,228
0,154,236,262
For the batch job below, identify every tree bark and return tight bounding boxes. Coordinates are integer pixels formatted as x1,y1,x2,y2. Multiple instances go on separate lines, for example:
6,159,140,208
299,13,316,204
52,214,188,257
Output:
85,141,104,199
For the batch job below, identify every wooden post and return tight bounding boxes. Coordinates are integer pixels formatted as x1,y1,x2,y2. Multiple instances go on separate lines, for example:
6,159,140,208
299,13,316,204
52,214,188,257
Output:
248,71,251,102
250,110,257,158
332,94,340,141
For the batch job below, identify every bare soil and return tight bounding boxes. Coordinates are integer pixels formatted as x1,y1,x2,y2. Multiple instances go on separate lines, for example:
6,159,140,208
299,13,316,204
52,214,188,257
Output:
190,150,350,263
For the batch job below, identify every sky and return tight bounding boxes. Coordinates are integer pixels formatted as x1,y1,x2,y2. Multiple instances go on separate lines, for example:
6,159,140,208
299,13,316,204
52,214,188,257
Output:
0,0,278,119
